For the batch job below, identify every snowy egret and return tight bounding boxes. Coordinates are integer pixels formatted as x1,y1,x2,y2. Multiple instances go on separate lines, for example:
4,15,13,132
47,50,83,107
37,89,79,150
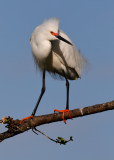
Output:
20,18,87,124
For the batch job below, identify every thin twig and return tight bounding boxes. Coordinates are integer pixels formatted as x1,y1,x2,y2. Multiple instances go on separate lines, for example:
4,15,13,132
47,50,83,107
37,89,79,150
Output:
33,127,72,145
34,127,57,143
32,128,38,135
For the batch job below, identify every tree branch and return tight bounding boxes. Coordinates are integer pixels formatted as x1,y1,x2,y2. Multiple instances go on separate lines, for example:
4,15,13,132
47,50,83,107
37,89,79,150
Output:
0,100,114,142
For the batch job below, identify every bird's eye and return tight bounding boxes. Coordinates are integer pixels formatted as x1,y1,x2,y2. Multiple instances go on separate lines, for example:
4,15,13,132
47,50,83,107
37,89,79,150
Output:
50,31,54,35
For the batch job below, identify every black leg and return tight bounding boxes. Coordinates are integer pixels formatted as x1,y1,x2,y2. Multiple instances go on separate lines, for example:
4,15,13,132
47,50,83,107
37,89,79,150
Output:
62,70,69,110
32,70,45,116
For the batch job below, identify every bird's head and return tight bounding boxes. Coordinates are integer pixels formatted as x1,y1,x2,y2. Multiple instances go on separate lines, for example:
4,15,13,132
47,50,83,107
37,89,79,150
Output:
39,18,72,45
50,31,72,45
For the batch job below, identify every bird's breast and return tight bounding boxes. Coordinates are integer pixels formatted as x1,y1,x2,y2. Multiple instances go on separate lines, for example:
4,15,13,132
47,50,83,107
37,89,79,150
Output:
31,40,52,63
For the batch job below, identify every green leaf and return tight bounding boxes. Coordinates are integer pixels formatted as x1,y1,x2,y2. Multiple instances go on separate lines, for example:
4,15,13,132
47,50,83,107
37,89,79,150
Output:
57,137,66,144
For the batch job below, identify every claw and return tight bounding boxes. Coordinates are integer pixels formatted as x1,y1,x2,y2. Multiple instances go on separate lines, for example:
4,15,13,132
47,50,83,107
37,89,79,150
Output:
54,109,72,123
20,115,33,124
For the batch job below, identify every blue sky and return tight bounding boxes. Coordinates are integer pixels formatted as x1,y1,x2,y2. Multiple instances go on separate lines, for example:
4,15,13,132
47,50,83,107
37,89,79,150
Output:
0,0,114,159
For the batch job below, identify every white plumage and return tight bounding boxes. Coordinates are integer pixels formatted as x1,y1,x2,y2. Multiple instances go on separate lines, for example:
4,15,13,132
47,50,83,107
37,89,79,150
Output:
20,18,88,124
30,18,87,80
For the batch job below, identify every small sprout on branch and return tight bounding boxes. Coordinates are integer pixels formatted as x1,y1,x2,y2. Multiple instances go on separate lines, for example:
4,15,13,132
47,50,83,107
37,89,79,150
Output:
32,127,73,145
1,116,9,124
56,137,66,144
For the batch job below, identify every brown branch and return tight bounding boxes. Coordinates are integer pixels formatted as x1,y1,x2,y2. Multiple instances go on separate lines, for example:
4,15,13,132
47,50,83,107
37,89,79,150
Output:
0,100,114,142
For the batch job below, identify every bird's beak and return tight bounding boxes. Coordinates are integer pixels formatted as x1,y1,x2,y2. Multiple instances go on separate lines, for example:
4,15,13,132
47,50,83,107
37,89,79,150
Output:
55,34,73,46
50,31,73,46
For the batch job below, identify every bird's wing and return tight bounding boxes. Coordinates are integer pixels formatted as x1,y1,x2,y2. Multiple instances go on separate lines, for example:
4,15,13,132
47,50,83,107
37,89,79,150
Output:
52,29,87,78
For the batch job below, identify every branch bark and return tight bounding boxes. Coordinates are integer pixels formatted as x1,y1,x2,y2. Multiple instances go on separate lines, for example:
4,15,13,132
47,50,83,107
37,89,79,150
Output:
0,100,114,142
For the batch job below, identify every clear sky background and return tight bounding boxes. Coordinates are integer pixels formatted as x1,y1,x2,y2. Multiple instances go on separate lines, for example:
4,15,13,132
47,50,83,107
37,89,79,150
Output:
0,0,114,159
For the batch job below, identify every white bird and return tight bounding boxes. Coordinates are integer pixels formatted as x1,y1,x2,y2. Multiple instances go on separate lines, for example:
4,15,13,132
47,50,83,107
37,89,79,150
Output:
20,18,87,124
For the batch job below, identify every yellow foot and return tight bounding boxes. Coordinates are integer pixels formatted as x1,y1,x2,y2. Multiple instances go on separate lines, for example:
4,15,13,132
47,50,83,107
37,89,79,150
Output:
20,115,33,124
54,109,72,123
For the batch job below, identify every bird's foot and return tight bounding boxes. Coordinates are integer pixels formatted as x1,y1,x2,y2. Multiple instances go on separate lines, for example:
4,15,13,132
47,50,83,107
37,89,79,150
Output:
54,109,72,123
20,115,33,124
